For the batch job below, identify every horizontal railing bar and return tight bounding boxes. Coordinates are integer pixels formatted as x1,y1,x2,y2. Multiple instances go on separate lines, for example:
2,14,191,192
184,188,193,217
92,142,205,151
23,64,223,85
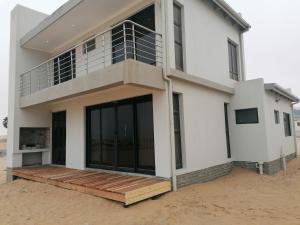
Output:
20,20,161,76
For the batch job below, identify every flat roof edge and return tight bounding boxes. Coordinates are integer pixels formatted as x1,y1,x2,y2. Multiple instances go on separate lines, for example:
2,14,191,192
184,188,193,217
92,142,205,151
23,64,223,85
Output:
20,0,84,46
212,0,251,31
265,83,299,103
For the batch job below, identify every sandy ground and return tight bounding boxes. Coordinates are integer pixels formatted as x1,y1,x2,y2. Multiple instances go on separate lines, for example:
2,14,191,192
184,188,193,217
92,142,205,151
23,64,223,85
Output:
1,158,300,225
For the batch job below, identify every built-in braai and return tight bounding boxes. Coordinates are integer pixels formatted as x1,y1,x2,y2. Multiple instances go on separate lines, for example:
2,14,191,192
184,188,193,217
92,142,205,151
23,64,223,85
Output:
19,128,50,150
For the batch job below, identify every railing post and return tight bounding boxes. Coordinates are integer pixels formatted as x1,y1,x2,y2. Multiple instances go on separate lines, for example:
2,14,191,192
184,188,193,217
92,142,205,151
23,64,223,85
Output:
47,62,50,87
20,74,23,96
70,50,74,79
85,44,89,74
123,23,127,60
102,35,105,67
132,23,136,60
29,71,32,95
58,57,61,84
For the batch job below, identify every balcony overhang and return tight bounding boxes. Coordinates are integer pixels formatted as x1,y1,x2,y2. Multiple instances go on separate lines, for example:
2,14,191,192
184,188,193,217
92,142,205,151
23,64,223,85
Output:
20,0,147,53
20,60,165,108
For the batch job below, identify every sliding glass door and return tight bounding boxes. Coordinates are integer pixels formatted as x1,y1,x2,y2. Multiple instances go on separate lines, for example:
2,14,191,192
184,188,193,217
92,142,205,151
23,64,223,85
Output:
86,95,155,175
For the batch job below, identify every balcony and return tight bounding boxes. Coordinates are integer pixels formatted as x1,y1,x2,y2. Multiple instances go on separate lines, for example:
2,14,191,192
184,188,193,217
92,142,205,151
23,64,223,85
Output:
19,20,164,107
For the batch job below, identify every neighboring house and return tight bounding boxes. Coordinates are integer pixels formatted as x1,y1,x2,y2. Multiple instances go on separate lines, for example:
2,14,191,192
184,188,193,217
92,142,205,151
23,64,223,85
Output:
7,0,298,190
294,109,300,133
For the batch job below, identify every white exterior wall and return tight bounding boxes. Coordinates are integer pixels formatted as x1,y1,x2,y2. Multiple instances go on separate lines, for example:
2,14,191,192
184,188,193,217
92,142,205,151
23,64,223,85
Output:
166,0,243,88
172,80,232,175
229,79,269,162
264,91,296,161
229,78,297,163
8,6,51,168
49,85,172,178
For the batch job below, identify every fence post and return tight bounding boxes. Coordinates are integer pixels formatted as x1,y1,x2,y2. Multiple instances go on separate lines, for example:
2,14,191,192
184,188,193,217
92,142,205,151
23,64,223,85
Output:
123,23,127,60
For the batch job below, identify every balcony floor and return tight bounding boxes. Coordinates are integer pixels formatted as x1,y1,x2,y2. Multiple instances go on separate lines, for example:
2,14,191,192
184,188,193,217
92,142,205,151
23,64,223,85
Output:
12,166,171,206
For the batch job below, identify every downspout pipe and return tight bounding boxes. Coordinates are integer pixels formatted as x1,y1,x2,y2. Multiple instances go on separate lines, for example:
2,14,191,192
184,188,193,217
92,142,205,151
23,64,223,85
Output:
161,0,177,191
239,32,246,81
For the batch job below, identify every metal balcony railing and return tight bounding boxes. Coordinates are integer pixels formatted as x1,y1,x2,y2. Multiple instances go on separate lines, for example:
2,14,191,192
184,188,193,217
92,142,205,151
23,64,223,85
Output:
20,20,163,97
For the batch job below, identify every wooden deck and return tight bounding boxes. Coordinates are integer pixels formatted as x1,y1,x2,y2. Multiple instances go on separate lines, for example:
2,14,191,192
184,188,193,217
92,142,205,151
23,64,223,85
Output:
12,167,171,206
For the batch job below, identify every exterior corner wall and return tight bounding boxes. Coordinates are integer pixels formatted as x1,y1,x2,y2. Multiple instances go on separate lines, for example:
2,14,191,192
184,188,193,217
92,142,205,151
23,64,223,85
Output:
8,5,51,168
229,78,269,163
263,91,297,162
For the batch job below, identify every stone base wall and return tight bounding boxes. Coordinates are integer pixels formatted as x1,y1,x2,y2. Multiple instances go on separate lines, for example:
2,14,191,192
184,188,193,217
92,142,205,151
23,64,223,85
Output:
177,162,233,188
264,152,296,175
234,152,297,175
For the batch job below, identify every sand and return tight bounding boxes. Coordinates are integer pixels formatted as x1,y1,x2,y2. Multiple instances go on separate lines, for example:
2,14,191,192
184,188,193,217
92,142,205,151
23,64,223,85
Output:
1,158,300,225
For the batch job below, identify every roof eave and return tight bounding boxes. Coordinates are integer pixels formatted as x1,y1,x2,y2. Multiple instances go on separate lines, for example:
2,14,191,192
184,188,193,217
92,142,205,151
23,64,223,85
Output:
211,0,251,32
265,83,299,103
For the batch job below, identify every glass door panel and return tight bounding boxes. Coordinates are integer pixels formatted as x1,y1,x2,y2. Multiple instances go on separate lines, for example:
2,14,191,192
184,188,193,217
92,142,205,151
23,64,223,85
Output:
117,103,135,170
101,106,116,167
136,100,155,172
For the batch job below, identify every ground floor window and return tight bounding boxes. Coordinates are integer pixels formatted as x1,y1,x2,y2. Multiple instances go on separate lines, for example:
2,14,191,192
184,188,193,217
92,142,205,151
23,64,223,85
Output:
235,108,259,124
86,95,155,175
224,103,231,158
283,113,292,137
274,110,280,124
173,93,183,169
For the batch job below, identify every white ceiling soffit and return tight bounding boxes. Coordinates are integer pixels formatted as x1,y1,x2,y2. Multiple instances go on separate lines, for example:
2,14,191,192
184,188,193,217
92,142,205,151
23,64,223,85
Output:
20,0,139,53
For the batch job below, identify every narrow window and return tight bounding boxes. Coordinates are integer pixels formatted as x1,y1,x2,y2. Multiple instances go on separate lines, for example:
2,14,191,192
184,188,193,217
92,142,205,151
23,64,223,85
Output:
173,3,184,71
274,110,280,124
228,40,239,81
297,122,300,127
173,93,183,169
83,38,96,54
283,113,292,136
235,108,259,124
224,103,231,158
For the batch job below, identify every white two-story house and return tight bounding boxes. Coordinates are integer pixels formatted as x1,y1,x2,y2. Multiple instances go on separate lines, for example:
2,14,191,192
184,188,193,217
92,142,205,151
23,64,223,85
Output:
8,0,299,190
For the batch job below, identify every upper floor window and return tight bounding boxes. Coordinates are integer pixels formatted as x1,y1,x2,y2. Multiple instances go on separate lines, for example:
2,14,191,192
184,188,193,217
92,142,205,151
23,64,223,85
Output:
228,40,239,81
83,38,96,54
173,2,184,71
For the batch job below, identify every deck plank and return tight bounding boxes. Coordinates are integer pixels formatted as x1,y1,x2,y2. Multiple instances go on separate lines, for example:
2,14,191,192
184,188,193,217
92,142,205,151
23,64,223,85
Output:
12,166,171,206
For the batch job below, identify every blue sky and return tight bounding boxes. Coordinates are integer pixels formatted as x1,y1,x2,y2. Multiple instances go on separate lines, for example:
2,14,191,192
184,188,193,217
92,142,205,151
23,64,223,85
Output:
0,0,300,135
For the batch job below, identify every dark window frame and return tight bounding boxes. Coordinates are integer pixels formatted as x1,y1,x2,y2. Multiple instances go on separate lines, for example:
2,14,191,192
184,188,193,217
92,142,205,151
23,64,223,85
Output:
173,93,184,169
235,108,259,124
283,113,292,137
228,39,239,81
224,103,231,158
173,2,184,71
274,110,280,124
